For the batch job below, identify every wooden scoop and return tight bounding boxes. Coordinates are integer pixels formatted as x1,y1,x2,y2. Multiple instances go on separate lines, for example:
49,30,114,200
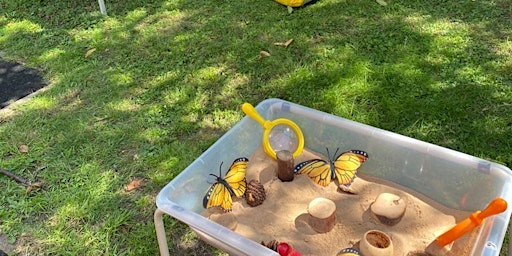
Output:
436,198,508,247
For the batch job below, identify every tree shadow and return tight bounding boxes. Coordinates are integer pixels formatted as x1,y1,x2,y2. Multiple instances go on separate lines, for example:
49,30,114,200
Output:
0,0,511,254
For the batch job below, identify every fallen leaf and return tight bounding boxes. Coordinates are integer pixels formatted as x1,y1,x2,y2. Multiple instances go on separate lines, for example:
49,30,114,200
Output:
376,0,388,6
274,39,294,47
260,51,271,57
19,145,29,153
25,181,43,195
85,48,97,58
36,166,47,171
25,186,33,194
284,39,294,47
125,178,143,192
257,50,271,60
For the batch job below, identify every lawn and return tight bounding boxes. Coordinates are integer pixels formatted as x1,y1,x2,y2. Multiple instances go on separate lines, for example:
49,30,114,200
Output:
0,0,511,255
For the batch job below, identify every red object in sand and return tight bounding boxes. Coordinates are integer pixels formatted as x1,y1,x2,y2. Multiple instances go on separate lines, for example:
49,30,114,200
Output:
277,242,303,256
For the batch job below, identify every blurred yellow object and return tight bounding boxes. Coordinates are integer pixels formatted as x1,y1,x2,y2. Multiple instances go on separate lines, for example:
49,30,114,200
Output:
274,0,305,7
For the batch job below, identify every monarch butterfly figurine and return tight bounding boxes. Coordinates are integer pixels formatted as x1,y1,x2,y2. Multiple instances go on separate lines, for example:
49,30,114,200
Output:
203,157,248,212
294,149,368,187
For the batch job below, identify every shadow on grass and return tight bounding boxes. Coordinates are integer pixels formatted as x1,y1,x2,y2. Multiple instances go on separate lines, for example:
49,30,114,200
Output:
0,0,511,254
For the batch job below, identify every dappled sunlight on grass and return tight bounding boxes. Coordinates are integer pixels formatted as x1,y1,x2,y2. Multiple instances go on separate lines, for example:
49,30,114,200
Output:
152,155,180,184
106,68,135,87
188,66,227,87
154,155,180,172
0,0,511,254
147,70,181,87
140,125,171,144
39,163,140,253
107,98,140,112
198,109,242,132
37,48,66,63
134,10,186,38
125,8,149,22
0,19,43,42
21,96,57,112
423,18,470,36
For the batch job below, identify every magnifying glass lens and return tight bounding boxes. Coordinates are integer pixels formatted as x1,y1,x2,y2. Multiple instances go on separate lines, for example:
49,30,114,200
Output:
268,124,299,153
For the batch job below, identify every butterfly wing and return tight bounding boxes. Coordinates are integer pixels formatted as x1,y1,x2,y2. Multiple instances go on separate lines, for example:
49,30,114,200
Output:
203,182,234,211
294,159,332,187
333,150,368,185
203,157,248,211
224,157,248,198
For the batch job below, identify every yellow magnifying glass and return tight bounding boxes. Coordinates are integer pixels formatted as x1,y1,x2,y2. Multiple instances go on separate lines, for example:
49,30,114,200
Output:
242,103,304,160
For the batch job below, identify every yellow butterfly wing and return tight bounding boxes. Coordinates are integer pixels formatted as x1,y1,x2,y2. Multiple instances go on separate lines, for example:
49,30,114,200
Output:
224,157,248,198
334,150,368,185
203,182,233,211
203,157,248,211
294,159,332,187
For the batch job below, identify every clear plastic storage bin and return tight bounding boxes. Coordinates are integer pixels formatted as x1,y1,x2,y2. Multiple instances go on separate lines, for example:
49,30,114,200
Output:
155,98,512,256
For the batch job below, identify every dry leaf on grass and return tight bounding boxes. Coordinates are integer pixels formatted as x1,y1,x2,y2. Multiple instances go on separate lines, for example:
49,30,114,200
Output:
274,39,294,47
25,181,43,195
376,0,388,6
257,50,271,60
85,48,97,58
125,178,143,192
19,145,29,153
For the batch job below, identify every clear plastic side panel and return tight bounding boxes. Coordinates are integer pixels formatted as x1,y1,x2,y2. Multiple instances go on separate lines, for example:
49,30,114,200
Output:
158,203,278,256
157,104,269,212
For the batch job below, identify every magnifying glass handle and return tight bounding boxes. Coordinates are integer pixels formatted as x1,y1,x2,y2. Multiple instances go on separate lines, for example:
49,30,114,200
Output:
242,103,269,128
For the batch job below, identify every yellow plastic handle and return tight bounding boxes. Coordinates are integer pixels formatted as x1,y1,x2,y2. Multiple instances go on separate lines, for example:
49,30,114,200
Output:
242,103,269,129
242,102,305,160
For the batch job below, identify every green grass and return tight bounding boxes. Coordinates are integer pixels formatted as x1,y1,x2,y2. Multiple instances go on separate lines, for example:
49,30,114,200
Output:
0,0,511,255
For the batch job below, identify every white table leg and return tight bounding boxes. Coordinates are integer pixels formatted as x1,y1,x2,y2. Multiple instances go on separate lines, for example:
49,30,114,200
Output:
154,208,170,256
98,0,107,15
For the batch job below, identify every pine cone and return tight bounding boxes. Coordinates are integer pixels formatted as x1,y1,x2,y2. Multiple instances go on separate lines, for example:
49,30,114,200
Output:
246,179,266,207
261,239,280,251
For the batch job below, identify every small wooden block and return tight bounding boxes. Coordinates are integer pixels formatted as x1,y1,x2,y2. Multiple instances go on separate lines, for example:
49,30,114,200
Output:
277,150,294,182
308,197,336,233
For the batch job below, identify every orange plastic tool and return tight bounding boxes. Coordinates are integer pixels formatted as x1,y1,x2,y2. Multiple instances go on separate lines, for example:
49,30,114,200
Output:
436,198,508,247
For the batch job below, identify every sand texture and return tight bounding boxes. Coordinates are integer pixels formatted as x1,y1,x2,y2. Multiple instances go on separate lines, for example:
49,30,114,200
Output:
204,148,478,256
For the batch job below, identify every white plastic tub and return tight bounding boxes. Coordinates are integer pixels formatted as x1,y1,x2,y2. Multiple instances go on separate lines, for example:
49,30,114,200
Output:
155,98,512,256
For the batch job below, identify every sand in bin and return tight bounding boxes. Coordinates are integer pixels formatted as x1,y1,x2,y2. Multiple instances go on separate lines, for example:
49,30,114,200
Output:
204,148,479,256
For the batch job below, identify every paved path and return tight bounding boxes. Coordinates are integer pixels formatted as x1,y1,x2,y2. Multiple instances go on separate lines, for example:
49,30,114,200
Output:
0,59,48,109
